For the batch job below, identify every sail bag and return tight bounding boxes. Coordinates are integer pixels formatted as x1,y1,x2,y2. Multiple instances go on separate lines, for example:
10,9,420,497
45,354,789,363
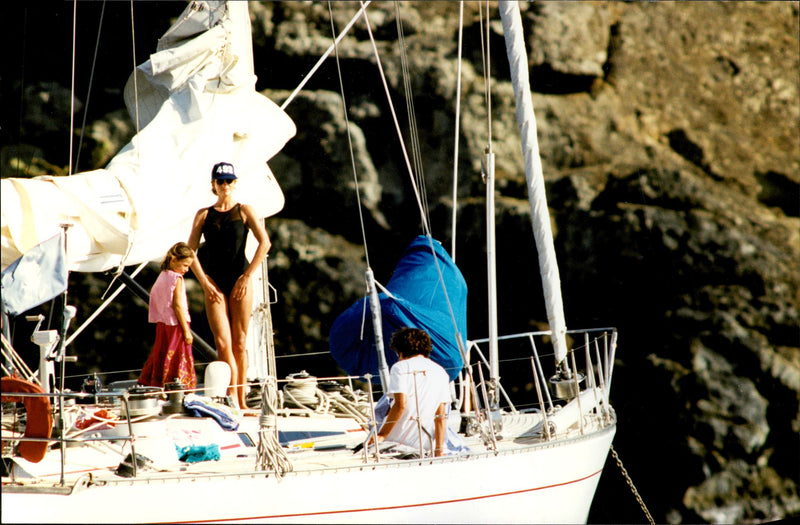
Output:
329,236,466,381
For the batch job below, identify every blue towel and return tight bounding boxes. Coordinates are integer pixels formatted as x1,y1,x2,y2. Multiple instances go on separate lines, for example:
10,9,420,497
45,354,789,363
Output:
183,394,240,431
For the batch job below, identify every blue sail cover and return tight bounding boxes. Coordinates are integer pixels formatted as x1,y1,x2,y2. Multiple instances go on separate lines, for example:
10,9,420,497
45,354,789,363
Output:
329,236,466,381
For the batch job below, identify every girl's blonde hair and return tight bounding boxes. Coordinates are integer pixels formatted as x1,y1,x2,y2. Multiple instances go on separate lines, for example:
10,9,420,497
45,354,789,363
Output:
161,242,195,271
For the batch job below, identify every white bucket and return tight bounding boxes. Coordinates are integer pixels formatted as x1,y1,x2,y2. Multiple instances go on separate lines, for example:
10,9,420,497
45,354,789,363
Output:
204,361,231,398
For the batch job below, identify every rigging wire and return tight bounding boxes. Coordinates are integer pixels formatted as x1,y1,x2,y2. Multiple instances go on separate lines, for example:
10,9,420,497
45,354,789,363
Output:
451,1,465,261
358,1,429,237
75,0,106,173
99,0,142,292
69,0,77,175
12,9,29,177
66,261,147,347
480,1,492,148
110,0,142,278
327,2,372,268
281,2,372,111
129,0,141,149
321,2,477,415
394,2,429,224
481,0,492,149
381,2,479,419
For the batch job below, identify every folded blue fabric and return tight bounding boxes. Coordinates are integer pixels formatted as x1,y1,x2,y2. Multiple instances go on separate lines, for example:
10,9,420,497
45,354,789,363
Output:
183,394,240,431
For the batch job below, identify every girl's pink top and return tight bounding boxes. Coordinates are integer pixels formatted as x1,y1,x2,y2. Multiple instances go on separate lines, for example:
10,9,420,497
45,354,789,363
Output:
148,270,190,325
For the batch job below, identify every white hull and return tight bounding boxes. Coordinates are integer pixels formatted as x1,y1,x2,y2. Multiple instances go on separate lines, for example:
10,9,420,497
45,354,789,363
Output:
3,4,619,524
4,327,618,524
3,423,614,524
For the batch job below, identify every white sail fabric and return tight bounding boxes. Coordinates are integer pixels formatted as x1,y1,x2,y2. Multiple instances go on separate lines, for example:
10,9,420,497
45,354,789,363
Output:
498,2,569,365
1,1,296,273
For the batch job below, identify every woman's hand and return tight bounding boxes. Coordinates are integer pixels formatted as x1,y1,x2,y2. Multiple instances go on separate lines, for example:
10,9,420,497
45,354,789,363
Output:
184,331,194,346
204,280,224,304
232,273,251,301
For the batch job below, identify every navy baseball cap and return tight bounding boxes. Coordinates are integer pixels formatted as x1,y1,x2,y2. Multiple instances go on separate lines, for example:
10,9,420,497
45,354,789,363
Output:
211,162,237,181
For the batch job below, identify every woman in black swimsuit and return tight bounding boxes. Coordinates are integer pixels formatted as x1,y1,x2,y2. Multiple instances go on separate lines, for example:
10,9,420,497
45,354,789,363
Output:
188,162,271,408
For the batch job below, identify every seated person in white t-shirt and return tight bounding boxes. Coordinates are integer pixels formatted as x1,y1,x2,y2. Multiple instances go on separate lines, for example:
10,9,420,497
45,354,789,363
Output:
372,327,451,457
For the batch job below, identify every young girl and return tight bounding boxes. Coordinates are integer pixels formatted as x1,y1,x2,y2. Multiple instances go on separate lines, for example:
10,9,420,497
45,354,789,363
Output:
139,242,197,389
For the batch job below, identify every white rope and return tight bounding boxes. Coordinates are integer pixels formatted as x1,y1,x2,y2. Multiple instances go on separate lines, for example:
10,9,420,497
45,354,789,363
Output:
322,384,371,423
256,377,293,477
282,375,372,424
283,375,322,409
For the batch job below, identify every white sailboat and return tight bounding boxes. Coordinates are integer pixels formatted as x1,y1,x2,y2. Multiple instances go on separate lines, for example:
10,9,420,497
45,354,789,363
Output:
2,2,617,523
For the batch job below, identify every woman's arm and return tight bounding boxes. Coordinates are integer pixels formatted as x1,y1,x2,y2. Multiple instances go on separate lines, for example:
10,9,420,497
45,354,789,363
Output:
187,208,223,303
231,203,272,300
172,276,193,346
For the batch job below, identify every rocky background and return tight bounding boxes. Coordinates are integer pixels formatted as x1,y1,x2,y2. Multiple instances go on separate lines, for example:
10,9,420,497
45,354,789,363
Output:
2,2,798,524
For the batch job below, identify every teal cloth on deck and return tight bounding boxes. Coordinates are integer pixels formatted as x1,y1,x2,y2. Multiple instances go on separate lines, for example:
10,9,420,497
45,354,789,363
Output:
176,443,220,463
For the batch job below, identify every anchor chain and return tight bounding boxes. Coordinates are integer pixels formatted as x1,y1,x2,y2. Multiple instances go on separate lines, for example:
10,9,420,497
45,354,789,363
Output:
611,444,655,525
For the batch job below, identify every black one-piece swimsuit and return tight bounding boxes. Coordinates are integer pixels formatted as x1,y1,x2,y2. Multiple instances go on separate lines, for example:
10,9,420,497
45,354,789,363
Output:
198,204,249,296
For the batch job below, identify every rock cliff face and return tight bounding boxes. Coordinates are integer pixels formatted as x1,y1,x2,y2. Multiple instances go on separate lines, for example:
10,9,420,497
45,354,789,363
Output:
3,2,798,523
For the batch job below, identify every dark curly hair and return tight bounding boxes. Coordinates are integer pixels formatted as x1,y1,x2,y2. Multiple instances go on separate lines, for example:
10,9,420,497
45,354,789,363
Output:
390,327,432,359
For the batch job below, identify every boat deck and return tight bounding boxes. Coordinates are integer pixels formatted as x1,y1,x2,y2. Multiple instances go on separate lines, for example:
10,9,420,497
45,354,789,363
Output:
3,395,616,495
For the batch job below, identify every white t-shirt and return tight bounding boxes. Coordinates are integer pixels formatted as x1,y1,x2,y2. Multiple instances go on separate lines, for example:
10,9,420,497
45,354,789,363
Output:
385,355,450,452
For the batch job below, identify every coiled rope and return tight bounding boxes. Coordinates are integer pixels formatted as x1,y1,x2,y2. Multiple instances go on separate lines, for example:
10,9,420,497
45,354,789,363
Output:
282,374,371,424
256,377,292,477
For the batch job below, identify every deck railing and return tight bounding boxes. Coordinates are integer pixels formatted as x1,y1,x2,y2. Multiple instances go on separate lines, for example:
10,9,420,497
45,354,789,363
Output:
3,328,618,481
1,389,151,483
463,327,618,439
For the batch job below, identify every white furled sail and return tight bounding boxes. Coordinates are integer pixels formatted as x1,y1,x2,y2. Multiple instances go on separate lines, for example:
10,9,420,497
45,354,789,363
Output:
498,2,568,365
1,1,296,273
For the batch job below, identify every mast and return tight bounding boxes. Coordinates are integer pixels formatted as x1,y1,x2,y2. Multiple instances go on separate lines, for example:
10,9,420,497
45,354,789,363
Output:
498,2,569,370
366,268,391,390
483,0,500,406
485,147,500,391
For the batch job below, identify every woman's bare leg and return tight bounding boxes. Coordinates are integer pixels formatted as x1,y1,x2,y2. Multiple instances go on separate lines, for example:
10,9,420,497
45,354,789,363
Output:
229,281,253,408
205,293,237,402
